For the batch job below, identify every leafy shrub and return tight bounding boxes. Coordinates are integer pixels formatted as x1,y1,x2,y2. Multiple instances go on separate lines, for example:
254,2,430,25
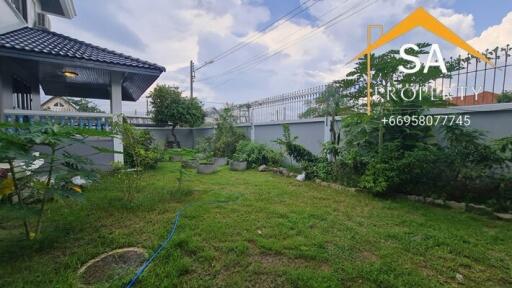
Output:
275,124,318,164
359,143,402,195
212,107,246,157
118,122,162,170
302,156,334,181
358,143,451,196
442,126,506,203
233,140,283,168
275,125,338,181
196,136,214,159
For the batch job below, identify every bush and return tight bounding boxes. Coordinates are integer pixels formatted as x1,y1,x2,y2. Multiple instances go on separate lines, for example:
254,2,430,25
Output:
358,143,402,195
358,143,450,196
212,107,246,157
275,124,318,164
233,140,283,168
118,122,162,170
196,136,214,159
302,156,334,181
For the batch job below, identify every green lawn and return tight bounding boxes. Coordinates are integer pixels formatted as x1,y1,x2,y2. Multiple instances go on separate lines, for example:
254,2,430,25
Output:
1,162,511,287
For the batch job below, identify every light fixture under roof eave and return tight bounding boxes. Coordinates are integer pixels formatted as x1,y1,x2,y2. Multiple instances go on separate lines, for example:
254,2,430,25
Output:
62,70,78,78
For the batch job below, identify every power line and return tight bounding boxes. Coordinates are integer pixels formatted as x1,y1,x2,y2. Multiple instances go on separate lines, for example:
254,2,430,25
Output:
198,0,376,83
189,0,322,98
207,0,320,64
219,0,376,78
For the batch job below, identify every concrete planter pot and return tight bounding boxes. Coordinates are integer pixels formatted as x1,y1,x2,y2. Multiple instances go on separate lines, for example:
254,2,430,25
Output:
170,155,183,162
213,157,228,167
182,159,199,169
197,163,217,174
230,161,247,171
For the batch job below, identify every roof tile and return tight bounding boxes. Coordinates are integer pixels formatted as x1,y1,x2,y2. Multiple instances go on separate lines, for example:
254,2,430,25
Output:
0,27,165,72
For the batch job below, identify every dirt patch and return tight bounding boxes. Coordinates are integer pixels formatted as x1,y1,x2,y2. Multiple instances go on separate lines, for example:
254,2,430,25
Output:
359,251,379,262
251,252,330,272
78,247,147,286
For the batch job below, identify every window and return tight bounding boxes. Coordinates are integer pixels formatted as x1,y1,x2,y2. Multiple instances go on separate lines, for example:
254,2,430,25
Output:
54,102,64,107
10,0,28,22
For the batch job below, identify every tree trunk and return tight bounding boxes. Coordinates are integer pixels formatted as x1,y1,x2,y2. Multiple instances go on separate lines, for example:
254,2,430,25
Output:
171,124,181,148
36,147,56,238
329,114,337,161
8,160,32,240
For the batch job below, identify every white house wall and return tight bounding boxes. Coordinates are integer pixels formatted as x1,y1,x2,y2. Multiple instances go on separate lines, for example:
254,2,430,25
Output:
0,0,25,34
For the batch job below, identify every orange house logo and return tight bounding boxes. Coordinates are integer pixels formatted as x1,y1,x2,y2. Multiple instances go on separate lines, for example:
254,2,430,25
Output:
351,7,492,113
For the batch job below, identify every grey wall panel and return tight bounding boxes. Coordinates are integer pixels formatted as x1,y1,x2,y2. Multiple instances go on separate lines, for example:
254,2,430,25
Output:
33,137,115,170
464,111,512,140
192,127,215,148
143,128,169,148
238,126,251,139
174,128,194,148
253,120,326,154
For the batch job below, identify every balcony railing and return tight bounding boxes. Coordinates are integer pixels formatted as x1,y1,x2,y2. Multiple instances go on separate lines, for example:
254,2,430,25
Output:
2,110,157,130
3,109,113,131
124,114,155,126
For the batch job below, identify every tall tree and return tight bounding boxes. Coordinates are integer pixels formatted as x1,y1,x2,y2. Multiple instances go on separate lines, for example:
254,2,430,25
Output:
149,85,204,148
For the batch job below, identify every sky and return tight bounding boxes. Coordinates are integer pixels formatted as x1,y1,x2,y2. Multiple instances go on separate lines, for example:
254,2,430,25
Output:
49,0,512,114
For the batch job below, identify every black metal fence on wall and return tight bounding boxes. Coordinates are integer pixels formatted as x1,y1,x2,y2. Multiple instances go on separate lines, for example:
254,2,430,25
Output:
235,44,512,123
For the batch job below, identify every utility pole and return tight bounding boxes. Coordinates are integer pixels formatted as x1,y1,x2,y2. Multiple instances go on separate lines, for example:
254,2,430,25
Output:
190,60,195,99
190,59,214,99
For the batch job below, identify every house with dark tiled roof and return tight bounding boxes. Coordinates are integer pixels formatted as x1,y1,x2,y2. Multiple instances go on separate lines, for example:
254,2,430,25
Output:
0,0,165,166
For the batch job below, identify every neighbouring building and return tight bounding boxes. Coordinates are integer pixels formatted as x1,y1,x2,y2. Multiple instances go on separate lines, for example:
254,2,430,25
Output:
204,107,220,124
449,91,498,106
0,0,165,165
41,96,77,112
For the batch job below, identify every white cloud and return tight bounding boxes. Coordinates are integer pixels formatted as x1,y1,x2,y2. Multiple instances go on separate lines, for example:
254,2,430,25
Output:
48,0,489,114
469,11,512,51
429,8,475,39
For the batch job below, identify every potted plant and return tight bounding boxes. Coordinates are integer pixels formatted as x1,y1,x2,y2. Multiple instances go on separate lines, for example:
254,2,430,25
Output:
229,160,247,171
181,158,199,169
197,161,217,174
213,157,228,167
170,155,183,162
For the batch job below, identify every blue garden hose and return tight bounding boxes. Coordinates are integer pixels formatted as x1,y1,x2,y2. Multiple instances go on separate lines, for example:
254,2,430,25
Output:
125,195,241,288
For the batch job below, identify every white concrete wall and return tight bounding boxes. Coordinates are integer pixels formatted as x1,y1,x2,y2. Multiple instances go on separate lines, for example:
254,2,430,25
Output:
0,0,25,34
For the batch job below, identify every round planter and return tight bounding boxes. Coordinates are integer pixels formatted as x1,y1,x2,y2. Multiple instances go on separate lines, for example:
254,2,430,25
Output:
197,163,217,174
170,155,183,162
182,159,199,169
230,161,247,171
213,157,228,167
77,247,147,286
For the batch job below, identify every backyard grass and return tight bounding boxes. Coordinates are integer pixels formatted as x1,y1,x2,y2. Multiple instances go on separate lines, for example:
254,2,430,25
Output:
1,161,511,287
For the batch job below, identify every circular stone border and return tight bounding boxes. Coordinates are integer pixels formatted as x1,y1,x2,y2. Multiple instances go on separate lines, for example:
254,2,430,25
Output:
77,247,147,287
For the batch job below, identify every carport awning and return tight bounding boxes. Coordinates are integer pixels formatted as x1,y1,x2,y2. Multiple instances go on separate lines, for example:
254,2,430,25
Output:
0,27,165,101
